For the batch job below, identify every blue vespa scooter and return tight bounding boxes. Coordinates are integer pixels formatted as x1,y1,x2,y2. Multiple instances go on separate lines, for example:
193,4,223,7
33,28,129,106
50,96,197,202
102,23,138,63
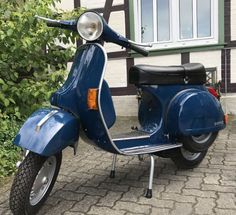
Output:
9,11,226,215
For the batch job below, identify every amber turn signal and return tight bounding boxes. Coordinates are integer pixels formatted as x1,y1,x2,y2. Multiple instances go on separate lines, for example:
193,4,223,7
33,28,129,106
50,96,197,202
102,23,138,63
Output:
87,88,98,110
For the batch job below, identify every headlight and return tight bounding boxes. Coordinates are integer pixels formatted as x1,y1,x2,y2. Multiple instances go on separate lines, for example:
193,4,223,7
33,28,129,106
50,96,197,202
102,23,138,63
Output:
77,12,103,41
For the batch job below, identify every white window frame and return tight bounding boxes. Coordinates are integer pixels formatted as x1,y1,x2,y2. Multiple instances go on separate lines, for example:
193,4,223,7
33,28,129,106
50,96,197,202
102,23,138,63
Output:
133,0,219,50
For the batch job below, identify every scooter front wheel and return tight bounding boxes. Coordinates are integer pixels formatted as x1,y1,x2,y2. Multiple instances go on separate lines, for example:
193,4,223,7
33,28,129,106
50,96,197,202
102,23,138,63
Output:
10,152,62,215
171,148,207,169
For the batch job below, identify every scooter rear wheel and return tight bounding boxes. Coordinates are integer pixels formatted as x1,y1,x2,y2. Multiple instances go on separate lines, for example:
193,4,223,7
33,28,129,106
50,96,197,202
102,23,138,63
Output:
171,148,207,169
182,132,218,152
9,151,62,215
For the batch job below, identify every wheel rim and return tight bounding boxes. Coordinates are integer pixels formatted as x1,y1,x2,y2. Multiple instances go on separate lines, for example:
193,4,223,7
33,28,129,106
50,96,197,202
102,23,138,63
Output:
191,133,212,144
29,156,57,206
181,148,201,161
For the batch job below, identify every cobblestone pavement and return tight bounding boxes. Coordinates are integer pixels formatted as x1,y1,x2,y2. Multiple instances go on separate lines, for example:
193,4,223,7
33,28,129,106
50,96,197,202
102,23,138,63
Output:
0,116,236,215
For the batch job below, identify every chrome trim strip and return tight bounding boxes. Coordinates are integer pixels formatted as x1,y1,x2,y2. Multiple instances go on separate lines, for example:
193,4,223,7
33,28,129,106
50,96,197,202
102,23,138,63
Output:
35,15,61,23
95,43,181,156
112,135,150,141
96,43,124,154
120,143,182,155
35,110,59,132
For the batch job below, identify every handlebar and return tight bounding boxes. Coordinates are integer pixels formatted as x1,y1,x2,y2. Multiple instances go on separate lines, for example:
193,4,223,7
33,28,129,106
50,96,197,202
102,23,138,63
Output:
128,40,152,56
36,15,151,56
35,15,77,31
129,43,149,57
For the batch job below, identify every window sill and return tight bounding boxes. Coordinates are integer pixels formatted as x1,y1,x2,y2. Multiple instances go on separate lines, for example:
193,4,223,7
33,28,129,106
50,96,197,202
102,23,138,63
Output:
129,43,226,58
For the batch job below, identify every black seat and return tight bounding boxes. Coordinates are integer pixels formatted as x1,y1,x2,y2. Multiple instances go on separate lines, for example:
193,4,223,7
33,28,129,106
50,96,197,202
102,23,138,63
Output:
129,63,206,85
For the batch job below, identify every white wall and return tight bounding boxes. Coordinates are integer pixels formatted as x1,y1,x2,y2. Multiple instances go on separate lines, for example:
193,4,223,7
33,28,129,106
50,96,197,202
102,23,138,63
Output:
230,49,236,83
190,50,222,81
135,54,181,66
105,59,127,88
221,94,236,115
81,0,124,8
112,96,138,116
104,11,126,52
231,0,236,40
55,0,74,11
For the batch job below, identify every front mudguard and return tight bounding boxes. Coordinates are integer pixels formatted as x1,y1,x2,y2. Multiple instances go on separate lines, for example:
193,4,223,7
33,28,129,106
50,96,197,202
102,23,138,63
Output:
13,108,80,156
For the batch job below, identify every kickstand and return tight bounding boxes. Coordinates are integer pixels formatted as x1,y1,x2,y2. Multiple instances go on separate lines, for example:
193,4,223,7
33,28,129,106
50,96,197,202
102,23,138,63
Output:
110,154,117,178
145,155,155,198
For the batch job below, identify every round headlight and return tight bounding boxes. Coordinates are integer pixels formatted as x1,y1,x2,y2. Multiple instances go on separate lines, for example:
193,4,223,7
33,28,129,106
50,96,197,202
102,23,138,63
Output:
77,12,103,41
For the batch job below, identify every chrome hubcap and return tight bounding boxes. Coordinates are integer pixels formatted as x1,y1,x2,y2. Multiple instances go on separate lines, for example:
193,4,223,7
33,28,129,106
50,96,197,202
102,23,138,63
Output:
29,156,57,206
191,133,212,144
181,148,201,161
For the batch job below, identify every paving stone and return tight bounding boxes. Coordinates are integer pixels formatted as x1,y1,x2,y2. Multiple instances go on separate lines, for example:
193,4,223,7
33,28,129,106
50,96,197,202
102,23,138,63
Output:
151,208,171,215
44,200,75,215
53,190,85,202
182,188,216,198
214,208,236,215
138,197,174,209
201,184,236,193
203,173,220,184
88,206,126,215
194,198,216,214
97,191,123,207
113,201,151,214
216,193,236,209
171,202,193,215
64,212,85,215
70,195,101,213
1,116,235,215
76,186,108,197
194,167,221,174
158,174,188,181
165,181,185,193
161,193,196,203
185,177,203,189
220,176,236,185
99,182,129,192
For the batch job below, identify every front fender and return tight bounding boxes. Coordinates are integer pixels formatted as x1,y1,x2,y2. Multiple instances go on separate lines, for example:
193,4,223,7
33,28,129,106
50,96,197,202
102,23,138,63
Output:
13,108,80,156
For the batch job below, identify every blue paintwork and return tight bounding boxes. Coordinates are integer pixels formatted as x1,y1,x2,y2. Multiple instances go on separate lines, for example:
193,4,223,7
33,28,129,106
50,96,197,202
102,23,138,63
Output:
166,88,225,135
114,84,225,150
13,108,80,156
13,11,226,156
51,43,117,153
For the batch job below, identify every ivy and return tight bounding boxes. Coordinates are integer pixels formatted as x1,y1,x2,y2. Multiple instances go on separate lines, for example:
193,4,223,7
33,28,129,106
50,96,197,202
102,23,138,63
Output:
0,0,84,178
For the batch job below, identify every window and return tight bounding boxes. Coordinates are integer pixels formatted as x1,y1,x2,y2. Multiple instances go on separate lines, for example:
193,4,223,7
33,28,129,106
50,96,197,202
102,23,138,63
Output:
134,0,218,49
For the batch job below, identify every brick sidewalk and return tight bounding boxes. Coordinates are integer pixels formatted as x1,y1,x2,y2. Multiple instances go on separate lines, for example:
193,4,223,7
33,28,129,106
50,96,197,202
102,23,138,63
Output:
0,116,236,215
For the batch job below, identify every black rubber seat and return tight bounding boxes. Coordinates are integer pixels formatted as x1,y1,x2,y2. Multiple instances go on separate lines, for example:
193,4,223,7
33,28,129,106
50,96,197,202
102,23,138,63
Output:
129,63,206,85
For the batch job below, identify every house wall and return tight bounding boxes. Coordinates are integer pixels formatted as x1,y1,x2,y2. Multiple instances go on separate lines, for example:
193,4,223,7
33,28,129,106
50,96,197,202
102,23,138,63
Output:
231,0,236,40
190,51,222,80
57,0,236,115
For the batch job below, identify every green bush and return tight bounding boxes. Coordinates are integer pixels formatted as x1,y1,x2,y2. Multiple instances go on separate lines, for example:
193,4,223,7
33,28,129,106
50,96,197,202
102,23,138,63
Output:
0,116,21,179
0,0,83,178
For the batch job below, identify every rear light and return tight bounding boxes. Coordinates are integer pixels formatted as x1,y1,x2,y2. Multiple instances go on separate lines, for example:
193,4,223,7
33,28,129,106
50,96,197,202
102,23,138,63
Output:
224,114,229,125
207,87,220,100
87,88,98,110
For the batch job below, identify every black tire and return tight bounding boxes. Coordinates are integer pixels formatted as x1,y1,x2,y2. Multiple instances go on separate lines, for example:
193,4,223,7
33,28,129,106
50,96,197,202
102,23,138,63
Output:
9,152,62,215
171,148,208,169
182,132,218,152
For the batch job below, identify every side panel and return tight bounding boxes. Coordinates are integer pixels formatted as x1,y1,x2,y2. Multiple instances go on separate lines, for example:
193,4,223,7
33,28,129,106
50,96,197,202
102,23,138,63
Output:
166,89,225,136
13,108,80,156
51,43,117,153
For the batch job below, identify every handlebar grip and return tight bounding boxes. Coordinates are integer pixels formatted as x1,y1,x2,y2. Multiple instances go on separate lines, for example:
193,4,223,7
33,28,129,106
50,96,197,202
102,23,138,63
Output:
46,22,62,28
130,43,149,56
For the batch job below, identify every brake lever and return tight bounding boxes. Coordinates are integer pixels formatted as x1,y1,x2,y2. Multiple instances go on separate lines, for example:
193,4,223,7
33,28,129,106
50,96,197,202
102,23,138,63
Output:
35,15,61,23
